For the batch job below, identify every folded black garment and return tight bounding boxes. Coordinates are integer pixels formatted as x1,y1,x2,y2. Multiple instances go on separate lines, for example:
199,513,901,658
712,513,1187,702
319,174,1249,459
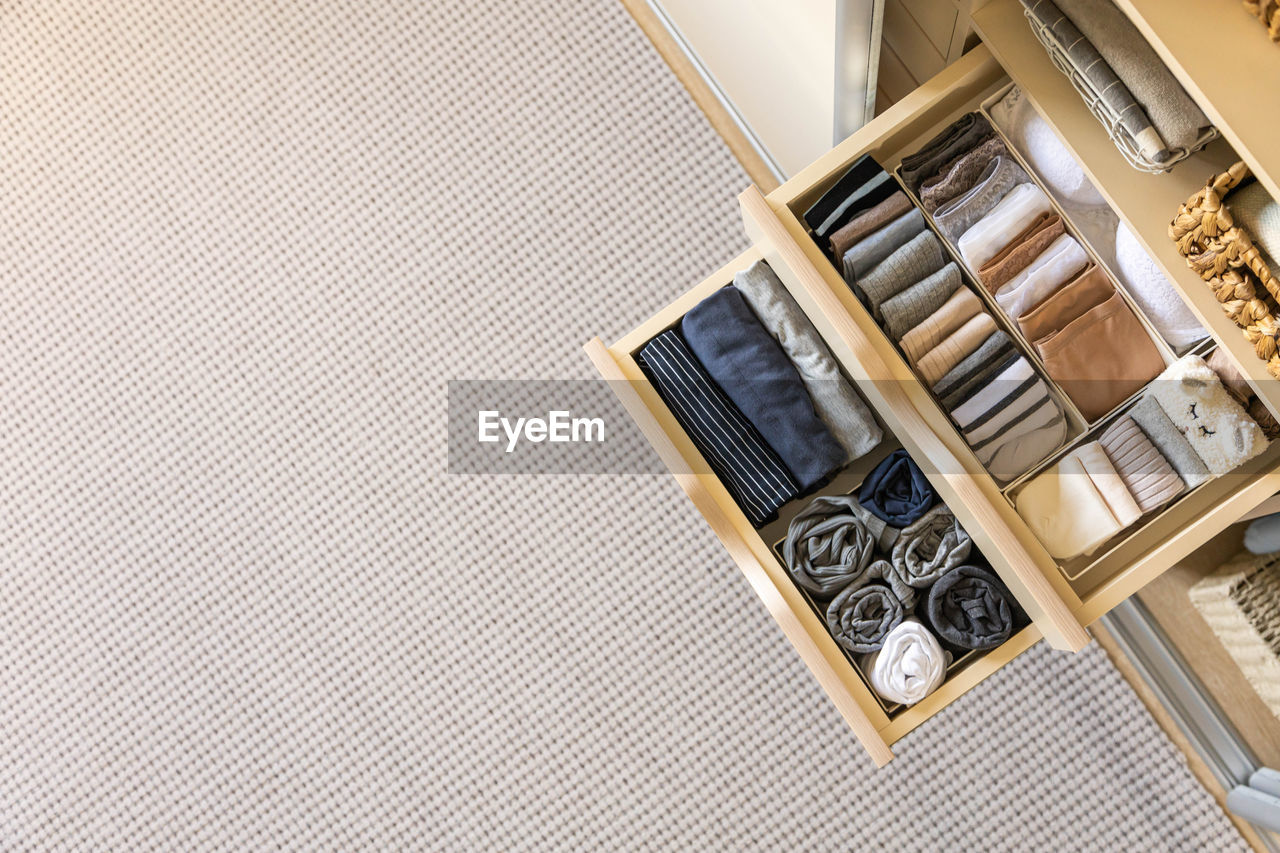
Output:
803,154,897,243
899,113,996,194
825,583,904,654
858,449,936,528
923,564,1020,652
637,329,799,526
682,287,846,490
783,494,888,596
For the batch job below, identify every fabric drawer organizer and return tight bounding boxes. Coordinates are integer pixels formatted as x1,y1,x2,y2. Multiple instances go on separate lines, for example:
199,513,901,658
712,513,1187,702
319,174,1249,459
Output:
585,47,1280,766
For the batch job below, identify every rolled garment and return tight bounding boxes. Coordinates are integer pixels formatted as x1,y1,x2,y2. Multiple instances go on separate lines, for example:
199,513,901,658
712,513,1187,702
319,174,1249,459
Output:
899,113,996,194
682,288,845,489
880,505,973,594
920,137,1008,213
900,286,983,365
841,208,928,285
924,565,1018,651
988,86,1107,208
1015,441,1136,559
1147,355,1269,476
733,260,883,461
879,262,963,341
1205,347,1253,405
978,212,1066,294
1021,0,1169,161
1098,416,1185,513
851,230,946,320
859,449,936,527
957,182,1054,270
804,154,897,241
916,312,998,385
825,584,904,654
933,155,1031,241
1114,221,1207,349
994,234,1089,319
637,330,799,526
861,619,948,706
829,191,913,260
1129,395,1211,489
1244,512,1280,555
1231,182,1280,271
933,330,1016,409
784,494,886,596
1055,0,1211,156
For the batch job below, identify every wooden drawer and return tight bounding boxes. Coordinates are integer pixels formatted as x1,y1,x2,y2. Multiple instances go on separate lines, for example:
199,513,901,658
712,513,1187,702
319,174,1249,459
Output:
586,45,1280,766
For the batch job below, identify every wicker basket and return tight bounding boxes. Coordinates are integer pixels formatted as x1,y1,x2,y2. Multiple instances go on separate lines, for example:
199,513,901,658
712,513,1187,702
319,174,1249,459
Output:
1245,0,1280,43
1169,161,1280,379
1024,8,1218,173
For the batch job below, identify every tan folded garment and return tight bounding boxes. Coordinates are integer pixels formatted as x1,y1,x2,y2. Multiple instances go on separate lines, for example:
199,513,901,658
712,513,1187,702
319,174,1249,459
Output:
1076,440,1142,528
1205,347,1252,405
899,286,983,364
977,212,1065,295
829,191,914,259
916,312,998,385
1016,441,1135,560
1017,264,1112,342
1098,415,1185,513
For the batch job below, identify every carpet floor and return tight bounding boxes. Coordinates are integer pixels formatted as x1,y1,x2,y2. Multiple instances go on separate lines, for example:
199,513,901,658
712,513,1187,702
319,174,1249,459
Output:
0,1,1249,849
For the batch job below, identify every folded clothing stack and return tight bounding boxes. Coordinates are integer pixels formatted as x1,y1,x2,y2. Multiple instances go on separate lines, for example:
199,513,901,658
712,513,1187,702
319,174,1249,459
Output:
783,450,1026,706
1016,355,1269,559
637,260,883,527
811,150,1067,484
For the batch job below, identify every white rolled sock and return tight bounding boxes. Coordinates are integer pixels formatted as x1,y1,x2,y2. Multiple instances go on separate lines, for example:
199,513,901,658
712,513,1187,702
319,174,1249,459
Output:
861,619,948,705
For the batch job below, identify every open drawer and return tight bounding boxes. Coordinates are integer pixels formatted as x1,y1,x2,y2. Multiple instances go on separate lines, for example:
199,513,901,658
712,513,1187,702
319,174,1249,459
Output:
586,46,1280,765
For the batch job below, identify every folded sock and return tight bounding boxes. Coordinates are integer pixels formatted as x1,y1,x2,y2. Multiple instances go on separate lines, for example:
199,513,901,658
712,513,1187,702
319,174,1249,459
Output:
899,113,996,194
958,182,1054,270
804,154,896,240
994,234,1089,319
826,584,904,654
1113,220,1208,349
1205,348,1254,405
920,137,1008,213
859,449,937,528
1076,440,1142,528
934,155,1031,241
682,287,846,489
860,619,948,706
933,330,1016,409
1098,415,1185,513
1147,355,1269,477
637,330,800,526
1129,395,1211,489
733,260,883,462
852,229,946,320
900,286,983,365
952,353,1067,480
879,262,963,341
924,564,1019,652
842,208,928,285
829,191,914,260
1016,441,1132,559
916,312,998,385
978,211,1066,294
783,494,885,595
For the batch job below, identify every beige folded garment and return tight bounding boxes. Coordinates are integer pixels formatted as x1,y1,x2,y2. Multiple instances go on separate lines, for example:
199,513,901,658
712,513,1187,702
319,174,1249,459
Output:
1016,440,1140,560
900,287,983,365
915,312,997,385
1098,416,1185,514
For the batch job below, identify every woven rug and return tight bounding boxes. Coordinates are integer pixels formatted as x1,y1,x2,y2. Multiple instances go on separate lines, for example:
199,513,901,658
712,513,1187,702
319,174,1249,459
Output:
0,1,1247,849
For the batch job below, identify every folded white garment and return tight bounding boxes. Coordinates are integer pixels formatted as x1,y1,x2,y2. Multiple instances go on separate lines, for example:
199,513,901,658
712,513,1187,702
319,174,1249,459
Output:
989,86,1107,208
1147,355,1268,476
958,182,1053,270
995,234,1089,319
861,619,948,706
1016,441,1138,560
1113,221,1208,350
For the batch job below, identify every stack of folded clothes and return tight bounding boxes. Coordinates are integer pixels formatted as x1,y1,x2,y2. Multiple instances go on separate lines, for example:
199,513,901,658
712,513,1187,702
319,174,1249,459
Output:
637,260,883,527
783,450,1027,706
809,149,1068,483
1016,355,1270,560
904,112,1165,422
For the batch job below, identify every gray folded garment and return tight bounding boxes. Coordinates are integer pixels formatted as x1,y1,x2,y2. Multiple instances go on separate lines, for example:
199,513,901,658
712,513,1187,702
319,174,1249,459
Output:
1053,0,1211,156
854,230,946,321
842,208,927,284
875,505,973,607
825,583,904,654
923,564,1017,651
933,155,1031,241
784,494,889,596
899,113,996,194
1022,0,1168,161
879,262,963,341
1244,512,1280,555
1230,182,1280,271
1129,395,1211,488
733,260,883,462
933,330,1015,409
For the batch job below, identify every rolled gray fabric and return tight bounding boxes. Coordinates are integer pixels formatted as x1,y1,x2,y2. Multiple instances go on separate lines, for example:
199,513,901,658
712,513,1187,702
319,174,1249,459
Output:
784,494,889,596
933,155,1031,241
879,505,973,601
923,564,1018,651
841,207,927,284
879,263,963,341
1021,0,1169,161
1129,395,1210,488
826,583,904,654
733,260,883,462
853,230,946,321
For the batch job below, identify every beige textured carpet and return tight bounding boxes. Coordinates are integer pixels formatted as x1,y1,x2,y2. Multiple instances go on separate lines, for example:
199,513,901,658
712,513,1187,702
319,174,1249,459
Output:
0,1,1249,849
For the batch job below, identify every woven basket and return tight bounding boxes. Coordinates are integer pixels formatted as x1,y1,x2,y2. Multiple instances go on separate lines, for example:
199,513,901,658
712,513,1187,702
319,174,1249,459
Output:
1170,161,1280,379
1245,0,1280,42
1024,9,1218,173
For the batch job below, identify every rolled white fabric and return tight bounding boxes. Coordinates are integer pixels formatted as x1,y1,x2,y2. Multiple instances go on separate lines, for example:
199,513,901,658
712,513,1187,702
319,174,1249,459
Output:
861,619,948,706
994,234,1089,319
958,182,1053,270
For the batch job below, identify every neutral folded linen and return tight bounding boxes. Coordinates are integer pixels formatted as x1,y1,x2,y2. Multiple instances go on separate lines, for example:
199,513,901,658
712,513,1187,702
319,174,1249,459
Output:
1147,355,1269,477
853,230,946,320
784,494,886,596
1113,221,1207,349
879,262,963,341
1015,441,1137,559
899,113,996,194
859,449,937,528
1231,182,1280,271
637,330,799,526
1129,395,1211,489
989,86,1108,208
733,259,883,461
900,286,983,365
924,564,1019,652
829,191,914,260
978,211,1066,294
804,154,896,241
933,330,1016,409
1016,262,1113,343
934,155,1031,241
916,312,998,385
841,207,928,285
878,505,973,597
952,353,1068,481
920,136,1008,213
682,287,845,489
1098,416,1185,513
1075,440,1143,528
994,234,1089,319
1205,348,1253,405
957,182,1053,270
825,583,904,654
861,619,949,706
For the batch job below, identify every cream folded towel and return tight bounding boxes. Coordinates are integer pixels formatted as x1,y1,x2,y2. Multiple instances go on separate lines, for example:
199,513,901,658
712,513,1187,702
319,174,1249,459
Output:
1016,440,1139,560
958,182,1053,270
988,86,1106,208
861,619,948,706
994,234,1089,319
1148,355,1269,476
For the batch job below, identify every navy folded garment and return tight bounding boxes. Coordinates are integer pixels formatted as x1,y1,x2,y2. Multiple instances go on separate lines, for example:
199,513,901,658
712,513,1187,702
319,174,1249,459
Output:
682,287,846,490
803,154,897,243
637,330,799,526
858,449,937,527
